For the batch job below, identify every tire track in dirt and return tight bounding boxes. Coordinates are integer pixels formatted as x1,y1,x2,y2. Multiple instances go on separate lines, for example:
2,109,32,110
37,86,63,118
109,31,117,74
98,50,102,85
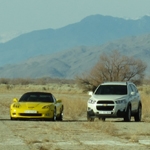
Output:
0,95,150,150
0,101,30,150
0,120,30,150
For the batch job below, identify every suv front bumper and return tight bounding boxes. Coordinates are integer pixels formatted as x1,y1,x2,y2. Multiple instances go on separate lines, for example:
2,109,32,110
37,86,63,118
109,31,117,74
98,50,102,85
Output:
87,106,126,118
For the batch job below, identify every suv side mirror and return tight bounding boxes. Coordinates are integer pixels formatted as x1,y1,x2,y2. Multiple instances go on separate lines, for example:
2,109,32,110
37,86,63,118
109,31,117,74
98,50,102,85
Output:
131,91,135,96
88,91,93,96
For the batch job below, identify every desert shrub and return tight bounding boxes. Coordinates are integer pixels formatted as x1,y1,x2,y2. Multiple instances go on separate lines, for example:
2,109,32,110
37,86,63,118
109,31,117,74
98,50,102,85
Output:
76,50,147,92
61,97,87,120
0,77,75,85
141,87,150,121
0,78,10,84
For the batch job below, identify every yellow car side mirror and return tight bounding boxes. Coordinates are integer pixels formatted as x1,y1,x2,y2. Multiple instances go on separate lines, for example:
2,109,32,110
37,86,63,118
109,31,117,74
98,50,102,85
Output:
13,98,18,102
56,99,62,103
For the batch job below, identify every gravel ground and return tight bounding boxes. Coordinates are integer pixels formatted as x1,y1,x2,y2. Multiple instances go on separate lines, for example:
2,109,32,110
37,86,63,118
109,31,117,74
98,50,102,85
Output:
0,114,150,150
0,86,149,150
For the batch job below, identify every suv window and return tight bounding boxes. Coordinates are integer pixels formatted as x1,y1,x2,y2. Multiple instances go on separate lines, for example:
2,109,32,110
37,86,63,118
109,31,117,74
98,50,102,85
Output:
131,84,138,93
95,85,127,95
129,84,138,93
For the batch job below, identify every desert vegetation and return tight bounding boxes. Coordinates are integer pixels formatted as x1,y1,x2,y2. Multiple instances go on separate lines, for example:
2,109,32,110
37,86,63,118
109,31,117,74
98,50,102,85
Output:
0,81,149,121
0,81,150,149
0,49,149,150
0,77,74,85
76,50,147,91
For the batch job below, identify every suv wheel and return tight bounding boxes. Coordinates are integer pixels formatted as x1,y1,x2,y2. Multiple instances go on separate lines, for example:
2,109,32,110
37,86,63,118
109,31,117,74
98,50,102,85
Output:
124,105,131,122
134,104,142,122
87,115,94,122
87,117,94,121
99,117,105,122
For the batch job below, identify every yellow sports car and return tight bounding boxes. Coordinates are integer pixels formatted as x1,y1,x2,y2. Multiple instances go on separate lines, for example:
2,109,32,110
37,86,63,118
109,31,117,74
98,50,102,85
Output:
10,92,63,121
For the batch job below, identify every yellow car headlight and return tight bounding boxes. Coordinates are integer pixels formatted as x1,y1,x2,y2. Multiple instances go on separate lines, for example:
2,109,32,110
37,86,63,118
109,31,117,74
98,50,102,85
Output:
12,104,20,108
42,105,51,109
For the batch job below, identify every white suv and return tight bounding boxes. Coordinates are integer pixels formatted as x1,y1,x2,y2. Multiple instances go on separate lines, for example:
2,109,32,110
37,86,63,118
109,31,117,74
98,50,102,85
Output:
87,82,142,122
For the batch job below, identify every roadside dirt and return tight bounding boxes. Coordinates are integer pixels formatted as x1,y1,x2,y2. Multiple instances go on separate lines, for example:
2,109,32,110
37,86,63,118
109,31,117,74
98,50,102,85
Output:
0,87,150,150
0,113,150,150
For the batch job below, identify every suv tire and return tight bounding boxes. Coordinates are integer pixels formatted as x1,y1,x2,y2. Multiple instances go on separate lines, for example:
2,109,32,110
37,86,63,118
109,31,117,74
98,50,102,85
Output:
124,105,131,122
99,117,106,121
87,114,94,122
134,104,142,122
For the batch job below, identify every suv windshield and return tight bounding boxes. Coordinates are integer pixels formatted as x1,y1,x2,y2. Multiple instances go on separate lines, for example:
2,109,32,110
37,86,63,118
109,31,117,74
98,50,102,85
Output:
95,85,127,95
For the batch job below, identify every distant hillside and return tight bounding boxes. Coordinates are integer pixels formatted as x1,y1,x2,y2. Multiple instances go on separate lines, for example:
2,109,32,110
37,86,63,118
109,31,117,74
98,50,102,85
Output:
0,31,24,43
0,15,150,66
0,34,150,79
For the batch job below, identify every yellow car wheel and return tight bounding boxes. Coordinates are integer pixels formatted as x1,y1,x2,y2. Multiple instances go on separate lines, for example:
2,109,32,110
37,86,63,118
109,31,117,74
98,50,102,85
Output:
52,108,56,121
57,112,63,121
57,108,63,121
10,117,14,120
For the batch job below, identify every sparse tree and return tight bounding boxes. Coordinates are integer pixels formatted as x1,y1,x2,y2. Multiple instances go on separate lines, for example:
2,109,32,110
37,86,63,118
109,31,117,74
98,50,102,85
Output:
76,50,147,91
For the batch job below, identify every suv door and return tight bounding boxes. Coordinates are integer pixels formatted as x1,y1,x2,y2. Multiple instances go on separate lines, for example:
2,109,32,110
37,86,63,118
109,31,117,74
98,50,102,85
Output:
131,84,140,110
129,84,139,111
128,85,135,111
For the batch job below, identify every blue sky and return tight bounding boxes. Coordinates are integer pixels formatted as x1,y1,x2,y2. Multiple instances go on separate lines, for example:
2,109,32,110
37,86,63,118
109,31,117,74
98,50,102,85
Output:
0,0,150,36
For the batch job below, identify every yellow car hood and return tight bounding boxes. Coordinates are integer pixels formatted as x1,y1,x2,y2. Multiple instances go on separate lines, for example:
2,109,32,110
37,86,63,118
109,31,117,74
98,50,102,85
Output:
14,102,52,109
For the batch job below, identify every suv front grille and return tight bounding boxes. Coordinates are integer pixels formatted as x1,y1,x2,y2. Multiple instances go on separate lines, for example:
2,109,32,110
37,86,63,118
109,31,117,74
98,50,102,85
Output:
96,106,114,111
96,100,114,111
97,101,114,104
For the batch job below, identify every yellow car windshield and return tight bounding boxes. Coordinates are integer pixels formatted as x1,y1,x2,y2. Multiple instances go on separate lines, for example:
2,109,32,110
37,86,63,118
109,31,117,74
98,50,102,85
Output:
19,92,54,103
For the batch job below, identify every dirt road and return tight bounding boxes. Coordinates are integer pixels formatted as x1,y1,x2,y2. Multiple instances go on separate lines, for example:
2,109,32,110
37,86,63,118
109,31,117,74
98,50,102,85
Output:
0,85,149,150
0,113,150,150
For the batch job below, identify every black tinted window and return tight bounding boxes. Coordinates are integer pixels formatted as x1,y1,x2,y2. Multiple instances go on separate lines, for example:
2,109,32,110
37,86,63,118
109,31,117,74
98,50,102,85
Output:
131,84,138,93
19,93,54,102
95,85,127,95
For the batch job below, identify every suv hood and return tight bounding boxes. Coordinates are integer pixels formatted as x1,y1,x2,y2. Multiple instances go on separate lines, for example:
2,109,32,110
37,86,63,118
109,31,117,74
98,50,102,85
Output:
91,94,127,101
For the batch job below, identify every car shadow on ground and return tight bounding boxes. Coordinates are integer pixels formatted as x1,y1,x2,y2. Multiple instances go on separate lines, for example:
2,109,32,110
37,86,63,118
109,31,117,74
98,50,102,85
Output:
0,118,86,122
0,119,88,122
0,118,145,123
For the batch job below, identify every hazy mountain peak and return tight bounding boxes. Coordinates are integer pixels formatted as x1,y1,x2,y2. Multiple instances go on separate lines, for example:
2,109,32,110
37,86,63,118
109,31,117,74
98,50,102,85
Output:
0,15,150,78
0,31,28,43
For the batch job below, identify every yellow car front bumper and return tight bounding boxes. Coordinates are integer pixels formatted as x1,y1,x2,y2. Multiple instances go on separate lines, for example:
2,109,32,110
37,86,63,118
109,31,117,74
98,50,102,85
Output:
10,108,54,120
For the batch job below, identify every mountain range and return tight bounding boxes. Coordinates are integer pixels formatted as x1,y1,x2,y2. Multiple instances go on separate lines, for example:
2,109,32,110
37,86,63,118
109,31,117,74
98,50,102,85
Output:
0,14,150,79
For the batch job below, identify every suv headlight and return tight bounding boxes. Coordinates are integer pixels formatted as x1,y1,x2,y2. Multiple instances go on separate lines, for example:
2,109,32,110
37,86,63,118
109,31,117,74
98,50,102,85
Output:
115,99,126,104
88,99,96,104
